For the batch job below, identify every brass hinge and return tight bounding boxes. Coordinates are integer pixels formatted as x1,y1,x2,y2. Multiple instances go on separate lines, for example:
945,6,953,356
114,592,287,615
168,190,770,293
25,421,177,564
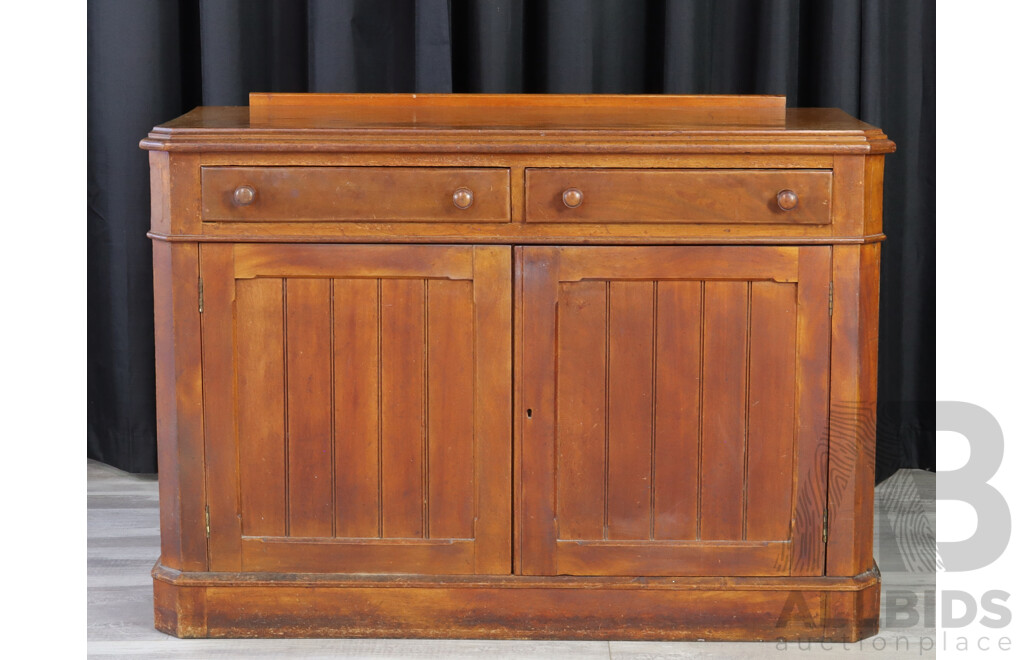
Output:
198,277,204,314
822,507,829,544
828,281,833,317
205,505,211,538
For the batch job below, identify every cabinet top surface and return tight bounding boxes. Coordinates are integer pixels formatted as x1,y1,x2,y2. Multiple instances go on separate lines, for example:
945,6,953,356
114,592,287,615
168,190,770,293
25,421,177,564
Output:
141,94,894,154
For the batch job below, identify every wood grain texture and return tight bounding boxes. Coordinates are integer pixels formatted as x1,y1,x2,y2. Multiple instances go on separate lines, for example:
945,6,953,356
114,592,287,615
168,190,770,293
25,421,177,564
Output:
285,278,334,538
606,281,655,540
199,244,243,570
554,281,606,541
554,541,791,577
791,247,833,576
148,151,171,234
152,561,883,641
240,538,476,574
332,278,381,539
525,169,832,224
468,246,513,574
147,94,889,640
521,246,831,578
379,278,426,539
234,244,474,280
556,245,800,282
827,244,881,577
151,241,207,572
249,92,788,111
235,277,286,538
652,281,702,540
142,95,895,154
519,247,560,576
745,281,798,542
426,279,476,540
699,281,749,541
201,167,510,223
195,244,511,575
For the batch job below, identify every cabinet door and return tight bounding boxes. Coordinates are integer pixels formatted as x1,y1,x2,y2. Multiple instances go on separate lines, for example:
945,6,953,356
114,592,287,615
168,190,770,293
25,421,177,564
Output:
200,244,511,574
519,246,830,577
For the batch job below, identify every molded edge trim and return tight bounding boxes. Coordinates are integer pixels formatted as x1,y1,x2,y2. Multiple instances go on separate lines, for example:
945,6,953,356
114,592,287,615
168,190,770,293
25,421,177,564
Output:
152,560,880,592
146,231,888,245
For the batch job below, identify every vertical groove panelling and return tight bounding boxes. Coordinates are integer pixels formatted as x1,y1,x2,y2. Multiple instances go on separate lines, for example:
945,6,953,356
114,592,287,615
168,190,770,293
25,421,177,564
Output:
376,279,383,538
423,282,430,537
282,280,289,536
653,281,702,540
380,278,426,538
746,282,798,541
333,278,381,539
700,281,748,540
330,279,336,538
285,278,334,538
649,283,658,542
603,282,611,541
236,278,286,537
696,282,705,540
427,279,476,539
606,281,655,540
555,281,606,541
742,282,752,539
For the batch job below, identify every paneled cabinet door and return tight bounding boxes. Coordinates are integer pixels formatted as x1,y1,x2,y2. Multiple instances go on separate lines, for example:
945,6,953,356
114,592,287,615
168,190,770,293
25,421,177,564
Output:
519,246,831,577
200,244,512,574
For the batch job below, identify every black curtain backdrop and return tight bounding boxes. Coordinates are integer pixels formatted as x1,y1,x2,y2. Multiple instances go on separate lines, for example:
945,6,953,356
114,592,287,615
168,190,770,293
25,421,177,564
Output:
87,0,935,482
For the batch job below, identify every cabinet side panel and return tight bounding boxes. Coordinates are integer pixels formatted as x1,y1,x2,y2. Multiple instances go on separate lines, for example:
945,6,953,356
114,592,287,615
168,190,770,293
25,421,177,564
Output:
168,154,201,235
149,151,170,234
699,281,748,541
236,278,287,537
653,282,702,540
827,244,880,576
832,156,867,238
333,279,382,539
152,240,207,571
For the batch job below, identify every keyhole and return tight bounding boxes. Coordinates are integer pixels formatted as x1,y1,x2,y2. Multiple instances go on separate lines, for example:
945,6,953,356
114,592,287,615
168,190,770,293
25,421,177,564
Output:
526,408,533,419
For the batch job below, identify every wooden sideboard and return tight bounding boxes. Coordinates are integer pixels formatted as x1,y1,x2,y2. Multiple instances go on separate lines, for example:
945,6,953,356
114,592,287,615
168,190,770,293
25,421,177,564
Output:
142,93,893,641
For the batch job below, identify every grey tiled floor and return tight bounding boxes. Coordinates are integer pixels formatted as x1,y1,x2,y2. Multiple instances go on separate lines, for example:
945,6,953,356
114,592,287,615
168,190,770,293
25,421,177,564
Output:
87,461,936,658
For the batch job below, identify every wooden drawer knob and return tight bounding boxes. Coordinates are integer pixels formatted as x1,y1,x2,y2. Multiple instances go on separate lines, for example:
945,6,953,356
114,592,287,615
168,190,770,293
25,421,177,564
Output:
233,185,256,206
562,188,583,208
452,187,474,209
776,189,799,211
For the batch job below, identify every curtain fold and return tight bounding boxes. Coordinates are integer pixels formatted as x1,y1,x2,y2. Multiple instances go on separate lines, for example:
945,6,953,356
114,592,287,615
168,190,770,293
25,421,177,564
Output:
88,0,935,481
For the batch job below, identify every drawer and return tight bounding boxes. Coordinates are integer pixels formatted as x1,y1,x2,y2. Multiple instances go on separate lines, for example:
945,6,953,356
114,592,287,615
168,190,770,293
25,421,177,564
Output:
525,169,831,224
201,167,510,222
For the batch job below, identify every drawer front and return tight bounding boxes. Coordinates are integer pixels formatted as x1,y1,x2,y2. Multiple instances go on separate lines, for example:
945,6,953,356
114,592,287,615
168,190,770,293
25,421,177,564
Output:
201,167,511,222
525,169,831,224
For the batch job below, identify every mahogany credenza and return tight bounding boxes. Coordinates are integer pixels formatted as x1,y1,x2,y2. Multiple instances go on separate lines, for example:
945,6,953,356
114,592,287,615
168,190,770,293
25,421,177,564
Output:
142,93,893,641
